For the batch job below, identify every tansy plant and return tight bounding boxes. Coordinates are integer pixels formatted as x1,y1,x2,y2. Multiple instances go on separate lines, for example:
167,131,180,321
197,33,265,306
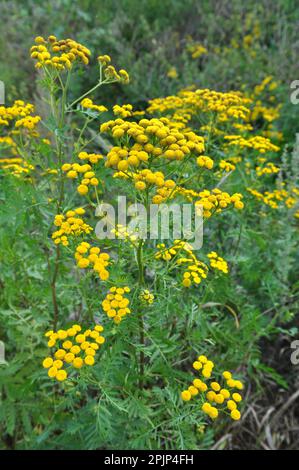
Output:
35,34,246,420
2,34,297,443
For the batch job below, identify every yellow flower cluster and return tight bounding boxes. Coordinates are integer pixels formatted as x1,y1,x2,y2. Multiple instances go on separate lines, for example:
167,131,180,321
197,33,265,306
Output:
256,162,280,177
247,187,299,211
52,208,92,246
228,155,242,165
139,289,154,305
31,35,91,69
224,135,279,153
155,240,209,288
219,159,236,172
180,257,209,288
233,122,253,132
113,104,133,118
170,187,200,202
78,151,104,164
97,55,130,84
105,67,130,83
187,43,208,59
75,242,110,280
0,100,40,131
249,76,280,120
111,224,140,246
61,162,100,196
197,155,214,170
208,252,229,274
155,240,183,262
167,67,178,79
15,115,41,130
167,185,244,218
117,169,176,203
106,145,149,172
101,117,205,171
97,55,111,65
0,157,34,176
195,188,244,218
80,98,108,114
251,103,281,123
147,88,251,125
62,162,91,177
253,76,277,96
181,355,244,421
42,324,105,381
102,286,131,324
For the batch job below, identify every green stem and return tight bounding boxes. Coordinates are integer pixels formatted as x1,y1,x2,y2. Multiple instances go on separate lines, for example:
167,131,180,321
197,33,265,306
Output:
137,240,145,286
136,240,145,389
67,80,106,110
48,72,70,327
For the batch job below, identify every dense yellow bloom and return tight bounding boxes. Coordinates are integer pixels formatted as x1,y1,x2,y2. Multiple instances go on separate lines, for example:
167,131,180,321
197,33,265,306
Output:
219,159,236,172
155,240,209,288
114,167,176,201
11,34,292,422
113,104,133,118
147,88,251,125
42,323,105,381
101,117,205,174
77,151,104,164
81,98,108,114
139,289,154,305
247,186,299,213
197,155,214,170
61,160,102,195
0,157,34,177
255,161,280,177
15,115,41,130
120,169,176,203
0,100,34,126
52,208,92,246
195,188,244,217
181,355,244,423
30,35,91,69
102,286,131,324
0,100,41,142
75,242,110,280
224,135,279,153
207,252,229,274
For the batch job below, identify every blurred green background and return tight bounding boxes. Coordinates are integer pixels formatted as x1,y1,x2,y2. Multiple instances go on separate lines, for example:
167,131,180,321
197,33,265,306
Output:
1,0,298,142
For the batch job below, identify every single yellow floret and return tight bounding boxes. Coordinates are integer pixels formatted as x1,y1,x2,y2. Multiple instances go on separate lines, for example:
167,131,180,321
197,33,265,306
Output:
42,357,53,368
181,390,192,401
230,409,241,420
